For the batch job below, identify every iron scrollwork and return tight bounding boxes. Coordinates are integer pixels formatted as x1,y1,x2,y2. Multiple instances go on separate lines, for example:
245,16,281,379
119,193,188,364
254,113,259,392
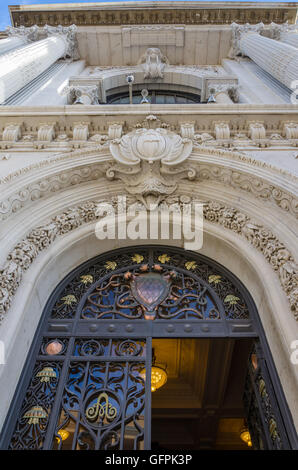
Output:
6,247,258,451
49,248,250,320
9,361,62,450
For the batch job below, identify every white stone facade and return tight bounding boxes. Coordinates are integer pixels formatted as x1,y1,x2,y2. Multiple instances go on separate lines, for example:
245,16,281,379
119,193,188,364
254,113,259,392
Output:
0,1,297,446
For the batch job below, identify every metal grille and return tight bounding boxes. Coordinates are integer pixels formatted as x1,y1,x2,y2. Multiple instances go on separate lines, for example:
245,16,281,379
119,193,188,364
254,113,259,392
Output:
2,246,297,450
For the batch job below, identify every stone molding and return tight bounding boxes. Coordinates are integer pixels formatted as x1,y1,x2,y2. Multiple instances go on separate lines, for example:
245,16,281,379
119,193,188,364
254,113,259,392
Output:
0,197,296,322
0,137,297,220
1,116,297,150
10,6,296,28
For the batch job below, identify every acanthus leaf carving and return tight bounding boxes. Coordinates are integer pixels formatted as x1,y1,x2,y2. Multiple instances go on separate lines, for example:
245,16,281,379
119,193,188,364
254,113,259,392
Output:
108,126,194,207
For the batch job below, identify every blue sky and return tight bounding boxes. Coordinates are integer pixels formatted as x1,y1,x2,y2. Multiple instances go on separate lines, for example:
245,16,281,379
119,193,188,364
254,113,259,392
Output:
0,0,292,31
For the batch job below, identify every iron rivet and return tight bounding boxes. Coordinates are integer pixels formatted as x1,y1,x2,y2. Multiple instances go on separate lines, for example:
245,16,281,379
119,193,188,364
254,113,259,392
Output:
201,325,210,332
108,324,116,332
166,324,175,332
125,324,134,332
184,324,193,332
89,324,98,332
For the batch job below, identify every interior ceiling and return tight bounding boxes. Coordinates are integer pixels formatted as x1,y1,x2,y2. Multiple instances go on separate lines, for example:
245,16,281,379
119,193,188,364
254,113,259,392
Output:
151,338,253,450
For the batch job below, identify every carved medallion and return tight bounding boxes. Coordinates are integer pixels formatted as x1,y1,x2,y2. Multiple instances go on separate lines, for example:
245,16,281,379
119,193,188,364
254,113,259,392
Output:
109,127,192,166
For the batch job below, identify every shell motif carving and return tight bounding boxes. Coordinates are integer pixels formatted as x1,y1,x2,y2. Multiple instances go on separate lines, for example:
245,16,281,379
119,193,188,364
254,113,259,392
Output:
109,127,192,166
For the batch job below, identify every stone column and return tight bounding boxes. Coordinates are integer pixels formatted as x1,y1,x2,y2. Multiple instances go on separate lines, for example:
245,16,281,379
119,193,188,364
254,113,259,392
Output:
268,23,298,49
279,32,298,49
239,33,298,90
0,36,67,103
0,36,27,55
0,25,78,104
0,25,39,56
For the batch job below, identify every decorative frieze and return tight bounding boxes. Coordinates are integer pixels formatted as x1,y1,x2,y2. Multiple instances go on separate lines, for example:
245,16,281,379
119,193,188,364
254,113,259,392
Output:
0,116,297,150
1,146,297,221
10,7,295,28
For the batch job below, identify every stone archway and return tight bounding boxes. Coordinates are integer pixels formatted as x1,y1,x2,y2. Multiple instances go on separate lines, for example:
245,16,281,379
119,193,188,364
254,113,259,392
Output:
1,245,297,450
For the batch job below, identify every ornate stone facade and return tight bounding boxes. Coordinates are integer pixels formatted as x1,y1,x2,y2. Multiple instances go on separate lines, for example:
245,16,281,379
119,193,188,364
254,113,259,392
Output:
0,1,298,440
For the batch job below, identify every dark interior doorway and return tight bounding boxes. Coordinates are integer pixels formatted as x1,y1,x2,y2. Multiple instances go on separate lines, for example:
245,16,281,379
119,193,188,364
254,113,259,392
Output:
151,338,253,450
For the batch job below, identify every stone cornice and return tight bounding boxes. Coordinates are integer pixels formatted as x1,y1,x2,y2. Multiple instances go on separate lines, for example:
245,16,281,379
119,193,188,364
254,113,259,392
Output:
0,104,297,117
8,2,297,28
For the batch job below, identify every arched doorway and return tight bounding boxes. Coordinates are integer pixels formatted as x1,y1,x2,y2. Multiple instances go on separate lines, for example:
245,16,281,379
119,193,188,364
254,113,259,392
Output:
1,246,296,450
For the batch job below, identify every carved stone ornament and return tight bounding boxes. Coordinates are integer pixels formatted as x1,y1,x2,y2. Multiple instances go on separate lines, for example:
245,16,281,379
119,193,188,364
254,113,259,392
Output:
229,22,264,58
267,22,298,40
110,127,192,166
43,24,79,60
0,198,297,323
138,48,169,79
5,25,39,42
108,127,194,207
61,85,99,105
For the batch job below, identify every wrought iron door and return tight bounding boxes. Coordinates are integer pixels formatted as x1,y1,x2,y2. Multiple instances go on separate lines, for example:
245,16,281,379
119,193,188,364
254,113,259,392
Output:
1,247,297,450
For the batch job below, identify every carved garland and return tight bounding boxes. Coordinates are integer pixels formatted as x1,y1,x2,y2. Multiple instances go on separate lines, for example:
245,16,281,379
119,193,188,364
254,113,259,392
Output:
0,153,297,220
0,198,297,323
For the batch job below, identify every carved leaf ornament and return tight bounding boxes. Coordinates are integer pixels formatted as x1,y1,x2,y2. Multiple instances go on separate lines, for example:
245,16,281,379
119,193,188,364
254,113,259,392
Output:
110,127,192,166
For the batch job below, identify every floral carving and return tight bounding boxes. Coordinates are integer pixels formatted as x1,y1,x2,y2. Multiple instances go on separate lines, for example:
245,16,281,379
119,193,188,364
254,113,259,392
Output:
0,198,297,323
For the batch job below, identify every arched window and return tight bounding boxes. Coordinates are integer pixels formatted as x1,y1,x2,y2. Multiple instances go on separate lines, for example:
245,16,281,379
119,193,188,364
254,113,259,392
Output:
107,90,200,105
1,247,296,450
